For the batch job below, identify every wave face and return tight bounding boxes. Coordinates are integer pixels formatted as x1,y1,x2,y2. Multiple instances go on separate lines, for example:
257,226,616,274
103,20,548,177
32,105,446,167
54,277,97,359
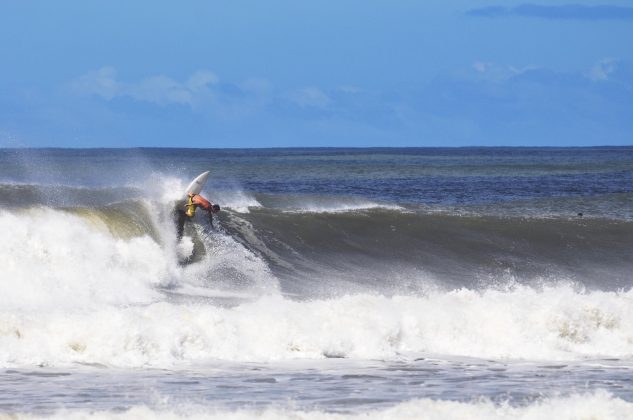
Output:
223,208,633,294
1,147,633,368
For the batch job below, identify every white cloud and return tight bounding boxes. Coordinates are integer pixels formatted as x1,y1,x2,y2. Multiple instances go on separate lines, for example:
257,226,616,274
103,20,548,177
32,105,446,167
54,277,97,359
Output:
587,58,617,81
470,61,537,82
129,75,192,105
239,78,273,95
187,70,218,91
289,87,331,108
72,66,120,99
338,85,364,94
472,61,491,73
71,68,366,119
72,67,220,107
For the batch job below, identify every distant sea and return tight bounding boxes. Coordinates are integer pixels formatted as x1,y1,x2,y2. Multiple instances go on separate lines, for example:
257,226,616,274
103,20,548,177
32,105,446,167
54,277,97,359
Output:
2,147,633,419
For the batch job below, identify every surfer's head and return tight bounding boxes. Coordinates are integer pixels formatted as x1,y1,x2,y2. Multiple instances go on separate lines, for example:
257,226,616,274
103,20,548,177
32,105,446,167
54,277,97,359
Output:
212,204,221,213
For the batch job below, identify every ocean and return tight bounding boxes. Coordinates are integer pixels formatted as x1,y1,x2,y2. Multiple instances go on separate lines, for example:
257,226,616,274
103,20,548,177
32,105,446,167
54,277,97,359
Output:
2,147,633,419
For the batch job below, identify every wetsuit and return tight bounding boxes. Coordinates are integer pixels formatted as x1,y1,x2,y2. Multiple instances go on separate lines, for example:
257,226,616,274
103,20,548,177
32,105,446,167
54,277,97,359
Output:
174,194,215,240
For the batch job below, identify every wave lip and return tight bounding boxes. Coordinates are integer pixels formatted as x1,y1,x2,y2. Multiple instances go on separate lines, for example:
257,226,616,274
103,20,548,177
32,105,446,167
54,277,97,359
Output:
250,193,406,214
219,190,262,213
283,202,405,214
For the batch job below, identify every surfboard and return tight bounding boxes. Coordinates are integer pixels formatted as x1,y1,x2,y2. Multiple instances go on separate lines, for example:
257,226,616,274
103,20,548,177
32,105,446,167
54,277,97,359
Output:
185,171,210,196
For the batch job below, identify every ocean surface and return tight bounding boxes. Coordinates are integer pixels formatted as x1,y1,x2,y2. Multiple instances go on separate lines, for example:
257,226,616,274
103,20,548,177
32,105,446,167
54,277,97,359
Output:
2,147,633,419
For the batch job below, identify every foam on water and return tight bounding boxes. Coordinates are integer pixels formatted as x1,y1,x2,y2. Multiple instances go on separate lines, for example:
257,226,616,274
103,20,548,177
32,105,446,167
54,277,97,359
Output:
3,281,633,367
7,391,633,420
0,208,169,311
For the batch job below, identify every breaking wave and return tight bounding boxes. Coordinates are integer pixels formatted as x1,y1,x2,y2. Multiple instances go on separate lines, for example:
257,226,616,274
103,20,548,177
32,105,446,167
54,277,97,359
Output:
2,177,633,368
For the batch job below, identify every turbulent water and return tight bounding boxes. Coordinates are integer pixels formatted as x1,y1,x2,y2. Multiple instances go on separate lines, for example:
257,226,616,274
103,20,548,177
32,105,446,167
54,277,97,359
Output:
2,147,633,419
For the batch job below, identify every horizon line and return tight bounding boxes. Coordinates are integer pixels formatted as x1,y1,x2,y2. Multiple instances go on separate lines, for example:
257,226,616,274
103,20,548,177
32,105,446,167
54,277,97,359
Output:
2,145,632,151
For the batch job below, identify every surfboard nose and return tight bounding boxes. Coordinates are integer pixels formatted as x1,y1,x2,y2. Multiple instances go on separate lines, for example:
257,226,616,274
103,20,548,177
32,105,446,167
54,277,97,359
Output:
185,170,211,195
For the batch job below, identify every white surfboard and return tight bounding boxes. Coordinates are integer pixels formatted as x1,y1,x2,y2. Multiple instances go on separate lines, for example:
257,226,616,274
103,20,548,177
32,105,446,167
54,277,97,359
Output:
184,171,210,196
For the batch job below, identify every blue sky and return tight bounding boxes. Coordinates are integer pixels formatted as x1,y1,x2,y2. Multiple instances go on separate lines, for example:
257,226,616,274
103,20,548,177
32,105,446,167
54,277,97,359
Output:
1,1,632,147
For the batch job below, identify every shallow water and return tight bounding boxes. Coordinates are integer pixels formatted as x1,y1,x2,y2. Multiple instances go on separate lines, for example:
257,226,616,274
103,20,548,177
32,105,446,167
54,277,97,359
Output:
4,358,633,415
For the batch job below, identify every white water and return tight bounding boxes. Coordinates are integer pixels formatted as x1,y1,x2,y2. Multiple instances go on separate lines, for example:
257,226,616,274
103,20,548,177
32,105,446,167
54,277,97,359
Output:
7,391,633,420
3,286,633,368
2,206,633,368
0,208,168,311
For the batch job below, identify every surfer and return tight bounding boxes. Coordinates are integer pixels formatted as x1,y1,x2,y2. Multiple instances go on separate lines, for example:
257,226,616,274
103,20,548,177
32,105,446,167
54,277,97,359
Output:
174,192,221,240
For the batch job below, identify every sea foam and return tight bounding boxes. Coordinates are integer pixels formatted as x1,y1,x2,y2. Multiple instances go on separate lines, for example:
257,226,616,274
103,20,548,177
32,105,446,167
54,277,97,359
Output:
3,285,633,367
5,391,633,420
0,208,169,311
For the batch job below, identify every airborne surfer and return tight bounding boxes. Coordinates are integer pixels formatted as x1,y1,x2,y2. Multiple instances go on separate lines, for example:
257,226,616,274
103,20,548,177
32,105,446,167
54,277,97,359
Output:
174,192,221,240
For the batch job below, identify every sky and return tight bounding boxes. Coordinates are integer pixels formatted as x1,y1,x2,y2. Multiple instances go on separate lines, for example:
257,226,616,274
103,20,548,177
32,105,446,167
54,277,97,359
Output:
0,1,632,148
